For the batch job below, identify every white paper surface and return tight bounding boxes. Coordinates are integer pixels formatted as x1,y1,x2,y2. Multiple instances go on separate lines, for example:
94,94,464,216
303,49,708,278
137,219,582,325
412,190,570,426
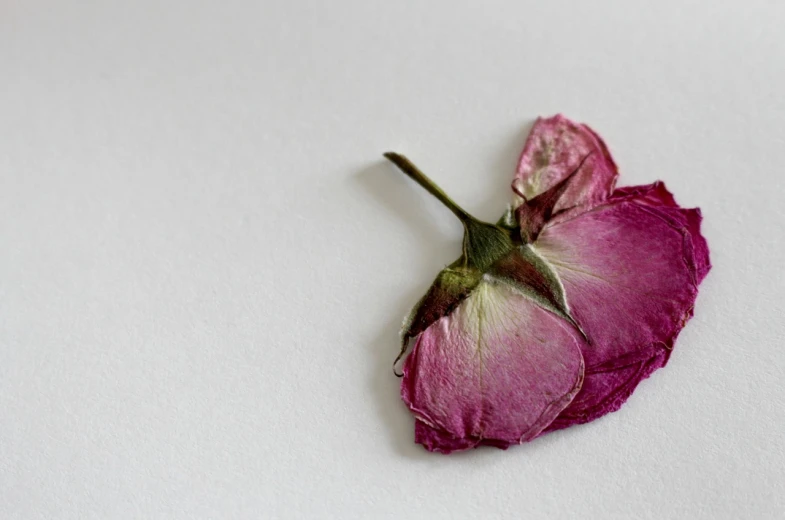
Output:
1,1,784,518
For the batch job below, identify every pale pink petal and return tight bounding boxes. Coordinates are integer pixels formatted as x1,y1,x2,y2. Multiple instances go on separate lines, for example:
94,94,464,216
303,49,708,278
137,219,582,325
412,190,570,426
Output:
401,280,585,453
514,115,618,215
532,192,705,429
399,267,482,364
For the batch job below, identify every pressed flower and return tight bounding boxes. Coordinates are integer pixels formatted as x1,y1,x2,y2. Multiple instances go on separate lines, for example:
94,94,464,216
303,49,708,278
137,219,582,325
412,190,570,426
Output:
385,115,710,453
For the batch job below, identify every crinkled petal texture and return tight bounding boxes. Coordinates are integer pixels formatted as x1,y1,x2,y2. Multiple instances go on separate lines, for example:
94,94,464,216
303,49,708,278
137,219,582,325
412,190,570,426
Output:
397,115,710,453
401,280,585,453
533,183,708,430
610,182,710,284
515,114,618,217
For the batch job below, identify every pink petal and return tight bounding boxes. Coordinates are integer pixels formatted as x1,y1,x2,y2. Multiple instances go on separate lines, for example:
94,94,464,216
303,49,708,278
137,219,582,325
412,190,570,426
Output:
531,189,707,429
514,115,618,215
414,420,512,453
401,267,482,349
401,281,585,453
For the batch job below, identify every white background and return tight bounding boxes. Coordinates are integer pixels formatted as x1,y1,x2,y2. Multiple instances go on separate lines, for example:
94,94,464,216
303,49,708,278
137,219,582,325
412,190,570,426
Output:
1,1,784,518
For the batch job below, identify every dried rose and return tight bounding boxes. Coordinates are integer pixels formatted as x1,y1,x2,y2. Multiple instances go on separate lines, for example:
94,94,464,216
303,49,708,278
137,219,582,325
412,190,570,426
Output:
385,115,710,453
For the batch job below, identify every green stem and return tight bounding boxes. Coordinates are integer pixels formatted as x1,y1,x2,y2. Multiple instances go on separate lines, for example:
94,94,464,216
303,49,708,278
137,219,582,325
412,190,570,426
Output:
383,152,474,223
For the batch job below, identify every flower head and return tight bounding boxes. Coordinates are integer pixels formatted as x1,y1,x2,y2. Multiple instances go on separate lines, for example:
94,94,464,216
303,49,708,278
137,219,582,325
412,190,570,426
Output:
385,115,710,453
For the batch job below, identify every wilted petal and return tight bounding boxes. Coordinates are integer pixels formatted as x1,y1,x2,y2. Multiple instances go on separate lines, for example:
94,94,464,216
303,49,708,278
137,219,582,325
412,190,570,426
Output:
546,344,668,432
514,115,618,215
610,181,677,207
532,193,705,429
401,280,585,453
609,182,711,284
516,153,594,243
686,209,711,283
414,420,513,452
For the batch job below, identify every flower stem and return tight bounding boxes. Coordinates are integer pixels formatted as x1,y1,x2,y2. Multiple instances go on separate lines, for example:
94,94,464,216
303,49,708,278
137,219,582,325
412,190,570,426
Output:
383,152,473,223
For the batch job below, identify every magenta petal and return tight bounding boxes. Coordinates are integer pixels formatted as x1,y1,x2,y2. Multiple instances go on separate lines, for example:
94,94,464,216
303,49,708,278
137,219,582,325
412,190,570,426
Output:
610,182,711,284
401,281,585,453
533,194,706,429
610,181,677,207
514,115,618,215
685,209,711,283
546,346,668,432
414,420,478,453
414,421,513,453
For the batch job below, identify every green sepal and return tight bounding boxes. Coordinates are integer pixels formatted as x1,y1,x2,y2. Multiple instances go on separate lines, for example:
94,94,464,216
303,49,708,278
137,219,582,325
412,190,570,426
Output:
384,152,586,376
496,204,518,230
461,219,515,272
487,245,586,340
402,265,483,347
394,220,516,375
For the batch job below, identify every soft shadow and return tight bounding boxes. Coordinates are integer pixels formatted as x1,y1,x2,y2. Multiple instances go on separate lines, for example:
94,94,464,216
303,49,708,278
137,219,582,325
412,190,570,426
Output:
473,120,536,221
354,158,456,252
354,158,449,459
367,289,432,459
